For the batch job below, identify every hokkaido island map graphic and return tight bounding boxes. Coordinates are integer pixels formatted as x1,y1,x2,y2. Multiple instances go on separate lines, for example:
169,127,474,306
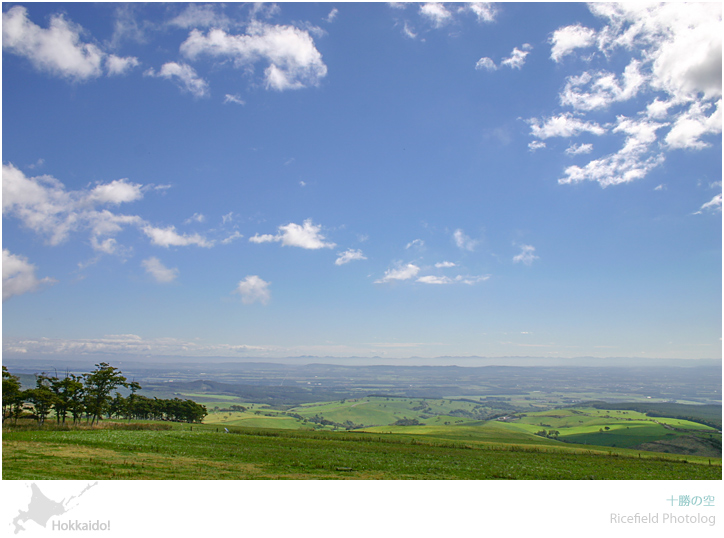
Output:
12,482,97,534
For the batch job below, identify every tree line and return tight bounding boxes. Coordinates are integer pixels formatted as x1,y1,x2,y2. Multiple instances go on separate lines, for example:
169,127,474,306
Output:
2,362,207,425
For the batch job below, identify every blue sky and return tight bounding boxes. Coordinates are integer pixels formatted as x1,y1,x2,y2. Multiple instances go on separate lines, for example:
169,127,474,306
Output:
2,2,721,361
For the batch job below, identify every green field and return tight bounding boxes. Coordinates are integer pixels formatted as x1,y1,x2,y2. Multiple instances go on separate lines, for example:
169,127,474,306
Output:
3,421,721,480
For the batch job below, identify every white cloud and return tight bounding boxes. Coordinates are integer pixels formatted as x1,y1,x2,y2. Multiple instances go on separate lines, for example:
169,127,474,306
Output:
142,257,179,283
405,239,425,250
550,24,597,62
558,116,667,187
169,4,230,29
419,3,453,28
88,179,144,205
2,6,138,81
475,57,496,71
435,261,456,268
453,229,478,251
105,54,140,76
417,275,452,285
417,273,490,285
500,44,532,70
375,263,420,283
2,163,146,248
455,274,490,285
528,113,606,139
467,3,497,23
221,231,244,244
528,141,546,152
184,212,206,224
234,275,271,305
540,4,722,190
335,249,367,266
402,22,418,40
325,8,339,23
665,100,722,150
2,249,56,302
2,334,271,357
142,225,213,248
221,212,234,224
559,62,646,111
223,94,246,105
145,62,209,98
513,244,539,265
249,219,335,249
565,143,593,155
180,21,327,91
588,3,722,101
695,193,722,214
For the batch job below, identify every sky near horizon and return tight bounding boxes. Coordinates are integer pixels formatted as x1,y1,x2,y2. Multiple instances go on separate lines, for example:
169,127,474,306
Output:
2,2,722,362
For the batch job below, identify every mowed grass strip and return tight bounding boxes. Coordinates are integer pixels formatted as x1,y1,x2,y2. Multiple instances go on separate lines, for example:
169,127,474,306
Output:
3,426,721,480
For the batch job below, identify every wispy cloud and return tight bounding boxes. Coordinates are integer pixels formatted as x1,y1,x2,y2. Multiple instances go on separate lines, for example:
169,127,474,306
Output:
335,249,367,265
142,257,179,283
513,244,539,265
453,229,478,251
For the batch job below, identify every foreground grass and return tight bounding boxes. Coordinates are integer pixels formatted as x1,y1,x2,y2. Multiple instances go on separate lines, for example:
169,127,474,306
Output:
3,422,721,480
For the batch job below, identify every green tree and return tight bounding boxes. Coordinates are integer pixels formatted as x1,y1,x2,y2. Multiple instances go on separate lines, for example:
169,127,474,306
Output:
28,374,57,426
83,363,130,425
2,366,23,423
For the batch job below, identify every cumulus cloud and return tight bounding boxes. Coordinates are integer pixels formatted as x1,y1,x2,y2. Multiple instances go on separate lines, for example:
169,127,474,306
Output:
105,54,140,76
419,3,453,28
467,3,497,23
2,163,145,249
550,24,597,62
168,4,231,29
179,21,327,91
565,143,593,155
528,141,546,152
142,257,179,283
234,275,271,305
537,4,722,189
2,164,218,253
2,249,56,302
435,261,456,268
142,225,213,248
249,219,335,249
375,263,420,283
513,244,539,265
559,62,646,111
500,44,532,70
335,249,367,265
453,229,478,251
2,6,138,81
145,62,209,98
557,116,667,187
665,100,722,150
475,57,497,71
528,113,606,139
